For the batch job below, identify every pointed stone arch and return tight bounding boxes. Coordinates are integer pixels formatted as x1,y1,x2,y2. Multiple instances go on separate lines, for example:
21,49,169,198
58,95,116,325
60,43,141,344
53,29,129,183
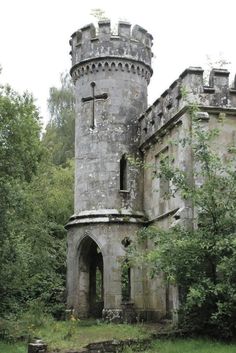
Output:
77,235,104,318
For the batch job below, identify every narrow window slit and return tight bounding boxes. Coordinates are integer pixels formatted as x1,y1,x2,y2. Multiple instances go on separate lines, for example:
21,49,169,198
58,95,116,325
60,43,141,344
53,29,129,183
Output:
121,259,131,302
120,154,128,191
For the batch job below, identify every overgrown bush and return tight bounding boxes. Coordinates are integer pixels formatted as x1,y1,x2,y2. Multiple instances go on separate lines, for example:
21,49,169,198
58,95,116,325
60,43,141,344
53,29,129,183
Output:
0,74,74,338
0,300,53,343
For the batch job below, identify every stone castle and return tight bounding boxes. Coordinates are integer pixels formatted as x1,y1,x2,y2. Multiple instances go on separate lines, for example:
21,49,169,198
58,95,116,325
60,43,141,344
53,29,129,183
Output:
66,20,236,321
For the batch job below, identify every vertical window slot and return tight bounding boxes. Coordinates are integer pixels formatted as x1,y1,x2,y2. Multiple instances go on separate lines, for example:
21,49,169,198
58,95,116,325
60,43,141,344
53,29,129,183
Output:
120,154,128,191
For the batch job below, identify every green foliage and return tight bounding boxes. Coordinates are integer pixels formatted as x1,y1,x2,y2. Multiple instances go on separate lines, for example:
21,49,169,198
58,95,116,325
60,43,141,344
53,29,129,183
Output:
0,73,74,329
0,158,74,318
43,73,75,165
0,342,26,353
0,84,42,181
132,99,236,339
0,301,53,343
0,83,43,316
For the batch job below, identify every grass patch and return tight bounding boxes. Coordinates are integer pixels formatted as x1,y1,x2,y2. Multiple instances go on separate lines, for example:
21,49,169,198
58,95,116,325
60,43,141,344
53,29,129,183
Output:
2,320,236,353
0,341,26,353
0,318,149,352
125,338,236,353
34,319,149,350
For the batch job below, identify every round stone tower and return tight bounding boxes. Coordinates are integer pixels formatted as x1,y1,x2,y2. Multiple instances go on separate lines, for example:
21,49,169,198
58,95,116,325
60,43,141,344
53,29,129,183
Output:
66,20,153,320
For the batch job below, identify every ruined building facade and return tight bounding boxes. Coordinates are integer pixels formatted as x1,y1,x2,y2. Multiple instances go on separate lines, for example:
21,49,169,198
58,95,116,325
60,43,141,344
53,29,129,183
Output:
66,21,236,321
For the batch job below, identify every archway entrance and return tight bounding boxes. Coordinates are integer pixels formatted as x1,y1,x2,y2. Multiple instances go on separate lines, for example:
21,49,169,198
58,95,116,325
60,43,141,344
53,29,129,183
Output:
78,236,104,318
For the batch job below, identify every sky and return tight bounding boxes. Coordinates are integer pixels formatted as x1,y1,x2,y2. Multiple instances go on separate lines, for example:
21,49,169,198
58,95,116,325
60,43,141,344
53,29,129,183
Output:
1,0,236,126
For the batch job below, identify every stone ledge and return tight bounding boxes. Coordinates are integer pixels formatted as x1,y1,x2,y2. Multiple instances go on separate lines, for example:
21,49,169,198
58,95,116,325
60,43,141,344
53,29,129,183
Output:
65,216,145,228
71,209,145,217
65,209,147,228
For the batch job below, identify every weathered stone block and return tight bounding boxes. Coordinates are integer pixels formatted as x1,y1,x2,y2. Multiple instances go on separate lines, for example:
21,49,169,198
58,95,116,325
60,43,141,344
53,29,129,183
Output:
28,339,47,353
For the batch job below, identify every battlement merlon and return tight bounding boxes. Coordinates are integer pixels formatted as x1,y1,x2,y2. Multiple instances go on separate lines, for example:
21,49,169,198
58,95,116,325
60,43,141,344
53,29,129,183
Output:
69,21,153,72
139,67,236,147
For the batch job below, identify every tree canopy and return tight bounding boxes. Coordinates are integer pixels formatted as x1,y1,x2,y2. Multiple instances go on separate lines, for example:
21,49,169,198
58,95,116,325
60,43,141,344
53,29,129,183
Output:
0,73,74,333
43,73,75,165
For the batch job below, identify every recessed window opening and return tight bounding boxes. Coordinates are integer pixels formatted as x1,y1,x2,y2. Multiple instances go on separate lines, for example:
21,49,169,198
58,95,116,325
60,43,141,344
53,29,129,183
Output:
120,154,128,191
121,259,131,302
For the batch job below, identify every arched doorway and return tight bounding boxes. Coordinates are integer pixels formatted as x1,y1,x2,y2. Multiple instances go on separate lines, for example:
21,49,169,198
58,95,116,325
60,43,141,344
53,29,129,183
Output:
78,236,104,318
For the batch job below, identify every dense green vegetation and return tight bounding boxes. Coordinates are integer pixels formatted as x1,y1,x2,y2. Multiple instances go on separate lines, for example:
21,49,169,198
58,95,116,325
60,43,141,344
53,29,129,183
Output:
130,98,236,339
43,73,75,166
0,73,75,341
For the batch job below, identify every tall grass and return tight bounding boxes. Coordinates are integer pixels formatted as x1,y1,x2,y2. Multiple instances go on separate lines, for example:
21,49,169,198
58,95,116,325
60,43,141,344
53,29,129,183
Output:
35,319,148,350
0,342,26,353
126,339,236,353
2,319,236,353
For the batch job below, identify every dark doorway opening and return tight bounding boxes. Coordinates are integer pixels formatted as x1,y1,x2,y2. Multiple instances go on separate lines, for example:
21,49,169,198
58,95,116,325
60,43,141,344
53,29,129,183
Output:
78,237,104,318
89,242,103,317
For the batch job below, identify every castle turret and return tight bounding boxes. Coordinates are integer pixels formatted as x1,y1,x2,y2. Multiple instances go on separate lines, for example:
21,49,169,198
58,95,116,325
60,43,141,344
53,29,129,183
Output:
69,20,152,217
66,21,153,320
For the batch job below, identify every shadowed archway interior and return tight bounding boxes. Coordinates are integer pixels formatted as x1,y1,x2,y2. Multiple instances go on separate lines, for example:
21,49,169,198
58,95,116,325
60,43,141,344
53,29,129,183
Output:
78,236,104,318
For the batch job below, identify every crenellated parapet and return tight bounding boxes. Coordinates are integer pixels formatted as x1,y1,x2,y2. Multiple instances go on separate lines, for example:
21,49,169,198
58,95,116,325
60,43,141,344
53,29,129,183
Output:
69,20,153,81
139,67,236,147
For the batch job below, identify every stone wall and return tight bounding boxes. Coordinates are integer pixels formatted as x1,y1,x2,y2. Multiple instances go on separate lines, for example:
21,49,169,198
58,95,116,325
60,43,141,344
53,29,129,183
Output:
139,67,236,147
139,67,236,318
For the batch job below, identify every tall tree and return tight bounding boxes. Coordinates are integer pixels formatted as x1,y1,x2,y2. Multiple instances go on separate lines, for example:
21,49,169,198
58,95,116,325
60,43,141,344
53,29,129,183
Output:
43,73,75,165
0,83,42,314
0,84,42,181
0,77,74,318
0,71,75,328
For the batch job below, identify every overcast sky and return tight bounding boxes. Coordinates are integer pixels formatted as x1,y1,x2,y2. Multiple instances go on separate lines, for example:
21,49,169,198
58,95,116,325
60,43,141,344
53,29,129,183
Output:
1,0,235,125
